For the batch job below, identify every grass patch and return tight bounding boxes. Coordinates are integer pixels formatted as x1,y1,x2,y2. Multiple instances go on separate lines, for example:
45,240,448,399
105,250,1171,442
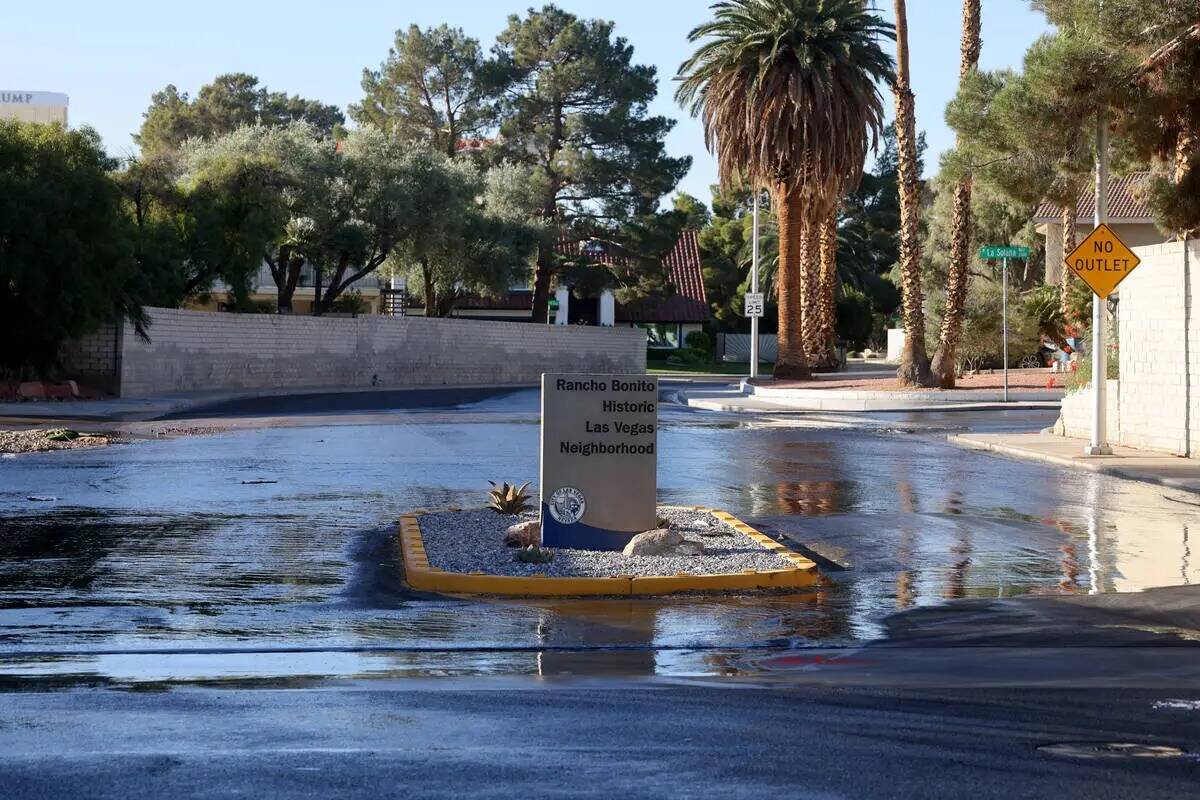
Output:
647,359,774,376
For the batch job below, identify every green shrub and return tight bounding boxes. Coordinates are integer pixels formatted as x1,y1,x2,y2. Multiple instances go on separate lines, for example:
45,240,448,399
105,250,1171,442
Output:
332,289,369,315
684,329,713,353
666,347,709,366
1064,346,1120,394
1022,284,1065,343
0,121,146,374
836,287,874,350
927,281,1041,372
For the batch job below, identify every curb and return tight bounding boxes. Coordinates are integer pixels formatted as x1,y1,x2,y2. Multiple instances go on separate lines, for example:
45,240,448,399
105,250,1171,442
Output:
948,434,1200,496
684,397,1062,414
397,507,820,597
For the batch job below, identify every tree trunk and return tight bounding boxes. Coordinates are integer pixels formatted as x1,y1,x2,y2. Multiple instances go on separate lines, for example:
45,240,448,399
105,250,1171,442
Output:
800,220,820,367
276,249,304,314
1059,202,1077,318
815,206,839,370
422,258,438,317
530,241,553,323
774,183,812,381
931,0,981,389
893,0,935,387
1176,126,1194,185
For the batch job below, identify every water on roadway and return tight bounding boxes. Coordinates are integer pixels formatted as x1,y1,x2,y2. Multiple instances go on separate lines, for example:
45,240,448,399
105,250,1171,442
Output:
1,388,1197,683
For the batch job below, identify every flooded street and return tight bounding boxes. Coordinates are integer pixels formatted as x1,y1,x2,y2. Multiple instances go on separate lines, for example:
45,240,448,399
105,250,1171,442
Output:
1,389,1197,683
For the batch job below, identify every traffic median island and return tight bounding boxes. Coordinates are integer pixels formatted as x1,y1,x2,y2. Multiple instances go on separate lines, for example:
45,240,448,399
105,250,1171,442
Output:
397,506,820,597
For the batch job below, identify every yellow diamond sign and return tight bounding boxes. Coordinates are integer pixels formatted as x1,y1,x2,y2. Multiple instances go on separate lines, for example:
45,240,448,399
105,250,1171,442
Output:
1065,223,1142,298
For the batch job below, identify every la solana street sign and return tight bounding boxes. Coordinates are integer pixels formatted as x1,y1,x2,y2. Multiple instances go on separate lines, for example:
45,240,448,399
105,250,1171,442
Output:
1065,223,1142,298
979,245,1031,259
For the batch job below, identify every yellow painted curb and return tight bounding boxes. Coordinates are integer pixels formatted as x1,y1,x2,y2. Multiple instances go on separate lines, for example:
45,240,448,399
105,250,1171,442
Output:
397,507,819,597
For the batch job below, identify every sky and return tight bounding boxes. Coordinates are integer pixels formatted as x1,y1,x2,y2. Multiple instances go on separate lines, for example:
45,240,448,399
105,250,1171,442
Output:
3,0,1050,204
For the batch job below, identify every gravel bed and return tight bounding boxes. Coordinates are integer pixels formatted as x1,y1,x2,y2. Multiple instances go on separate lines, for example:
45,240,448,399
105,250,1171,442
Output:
415,506,796,578
0,429,116,455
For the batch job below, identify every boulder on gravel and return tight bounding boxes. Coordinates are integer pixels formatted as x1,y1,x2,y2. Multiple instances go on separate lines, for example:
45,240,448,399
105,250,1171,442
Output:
503,520,541,548
623,529,705,557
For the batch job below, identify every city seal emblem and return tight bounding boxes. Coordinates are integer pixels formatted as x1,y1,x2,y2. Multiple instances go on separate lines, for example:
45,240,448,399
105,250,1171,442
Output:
548,486,586,524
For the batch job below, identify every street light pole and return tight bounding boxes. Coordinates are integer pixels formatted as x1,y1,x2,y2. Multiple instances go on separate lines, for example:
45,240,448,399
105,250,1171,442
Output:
1086,113,1113,456
750,191,760,380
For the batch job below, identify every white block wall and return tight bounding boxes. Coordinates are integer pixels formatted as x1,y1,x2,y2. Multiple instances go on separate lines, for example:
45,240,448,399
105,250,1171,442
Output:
1058,239,1200,456
66,308,646,398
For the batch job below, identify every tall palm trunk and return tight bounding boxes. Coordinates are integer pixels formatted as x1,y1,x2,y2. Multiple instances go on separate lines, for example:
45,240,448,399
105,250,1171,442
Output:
815,205,839,369
800,220,821,367
775,183,812,380
930,0,981,388
892,0,935,386
1059,203,1077,318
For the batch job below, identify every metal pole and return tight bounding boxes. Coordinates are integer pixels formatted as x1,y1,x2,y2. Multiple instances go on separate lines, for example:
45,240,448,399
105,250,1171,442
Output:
750,191,760,380
1086,113,1113,455
1002,257,1009,403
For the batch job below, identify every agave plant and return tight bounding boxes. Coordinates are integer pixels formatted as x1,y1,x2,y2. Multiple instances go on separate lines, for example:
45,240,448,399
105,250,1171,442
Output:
514,545,554,564
487,481,533,515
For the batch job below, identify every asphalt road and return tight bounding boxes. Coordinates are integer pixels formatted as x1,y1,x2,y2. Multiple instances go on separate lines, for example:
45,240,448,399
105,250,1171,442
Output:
3,682,1198,799
4,390,1200,797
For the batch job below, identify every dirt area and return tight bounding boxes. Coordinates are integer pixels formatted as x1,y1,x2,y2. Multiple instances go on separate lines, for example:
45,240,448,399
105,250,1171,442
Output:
763,368,1064,393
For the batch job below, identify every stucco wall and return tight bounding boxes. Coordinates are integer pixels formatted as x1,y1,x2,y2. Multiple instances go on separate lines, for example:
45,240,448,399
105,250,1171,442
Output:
1057,239,1200,455
67,308,646,398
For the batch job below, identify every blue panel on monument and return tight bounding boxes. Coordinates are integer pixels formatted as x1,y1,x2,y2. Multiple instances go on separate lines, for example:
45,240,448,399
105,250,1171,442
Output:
539,374,659,551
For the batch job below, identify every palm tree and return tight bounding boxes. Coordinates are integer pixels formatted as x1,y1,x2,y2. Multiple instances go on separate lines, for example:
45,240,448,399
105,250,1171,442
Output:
891,0,935,386
815,205,840,367
1059,198,1078,316
677,0,894,380
929,0,982,388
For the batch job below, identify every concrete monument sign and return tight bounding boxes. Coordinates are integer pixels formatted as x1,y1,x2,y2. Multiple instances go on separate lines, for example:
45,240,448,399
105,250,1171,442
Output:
540,374,658,550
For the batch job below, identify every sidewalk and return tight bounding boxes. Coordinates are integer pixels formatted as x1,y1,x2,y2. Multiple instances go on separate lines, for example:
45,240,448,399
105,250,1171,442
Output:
680,380,1062,414
950,432,1200,494
730,368,1064,412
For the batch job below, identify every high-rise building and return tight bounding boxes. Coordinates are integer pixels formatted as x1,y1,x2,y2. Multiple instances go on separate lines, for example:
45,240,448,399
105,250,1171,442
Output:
0,90,68,125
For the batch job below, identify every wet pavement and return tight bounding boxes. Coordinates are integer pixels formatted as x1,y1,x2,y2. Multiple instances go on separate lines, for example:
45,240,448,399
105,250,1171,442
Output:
1,388,1198,684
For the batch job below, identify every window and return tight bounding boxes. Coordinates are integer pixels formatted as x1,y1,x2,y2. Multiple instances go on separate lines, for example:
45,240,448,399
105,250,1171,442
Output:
636,322,682,349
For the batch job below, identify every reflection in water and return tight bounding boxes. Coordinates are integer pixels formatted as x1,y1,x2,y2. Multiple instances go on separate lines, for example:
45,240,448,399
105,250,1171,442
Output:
2,404,1200,681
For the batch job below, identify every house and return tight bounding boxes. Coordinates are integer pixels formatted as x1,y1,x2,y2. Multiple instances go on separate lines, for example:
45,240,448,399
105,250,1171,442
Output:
187,231,710,343
188,263,385,314
446,230,710,350
1033,171,1170,285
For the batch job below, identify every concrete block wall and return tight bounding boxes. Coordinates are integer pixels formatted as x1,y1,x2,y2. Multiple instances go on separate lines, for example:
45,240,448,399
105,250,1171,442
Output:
1058,239,1200,456
1057,380,1119,442
69,308,646,398
59,322,121,390
1115,240,1198,455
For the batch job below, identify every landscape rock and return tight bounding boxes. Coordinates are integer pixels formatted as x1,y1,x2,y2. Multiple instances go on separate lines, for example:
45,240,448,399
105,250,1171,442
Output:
623,528,705,557
503,520,541,548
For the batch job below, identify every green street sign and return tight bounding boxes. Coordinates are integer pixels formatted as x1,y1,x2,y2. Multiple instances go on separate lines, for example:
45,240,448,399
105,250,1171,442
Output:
980,245,1031,259
549,300,560,310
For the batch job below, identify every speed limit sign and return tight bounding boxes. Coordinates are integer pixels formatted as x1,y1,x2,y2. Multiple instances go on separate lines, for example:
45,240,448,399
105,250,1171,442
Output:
744,292,765,318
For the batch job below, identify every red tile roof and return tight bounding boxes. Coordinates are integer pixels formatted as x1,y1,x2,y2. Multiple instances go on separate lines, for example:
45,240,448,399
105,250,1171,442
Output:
446,231,710,323
1033,171,1155,223
616,229,709,323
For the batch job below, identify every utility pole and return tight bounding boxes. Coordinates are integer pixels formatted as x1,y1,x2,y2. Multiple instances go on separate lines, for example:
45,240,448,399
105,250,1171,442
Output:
1086,113,1113,456
750,191,760,380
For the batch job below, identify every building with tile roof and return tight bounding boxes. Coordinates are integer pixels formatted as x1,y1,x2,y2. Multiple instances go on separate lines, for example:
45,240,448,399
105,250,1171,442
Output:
1033,171,1170,285
441,230,710,349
